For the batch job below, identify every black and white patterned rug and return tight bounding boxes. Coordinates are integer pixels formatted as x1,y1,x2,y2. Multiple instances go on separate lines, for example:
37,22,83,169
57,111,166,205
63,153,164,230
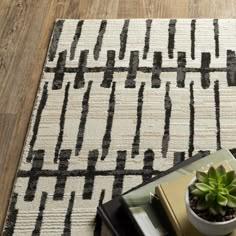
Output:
3,19,236,235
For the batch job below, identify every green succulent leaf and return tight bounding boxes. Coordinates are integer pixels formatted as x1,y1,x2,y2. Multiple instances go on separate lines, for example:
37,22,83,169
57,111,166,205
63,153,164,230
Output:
219,188,228,196
196,171,208,183
216,165,226,177
205,192,216,202
214,205,226,216
217,193,228,206
195,183,213,192
226,181,236,189
227,194,236,208
226,170,235,186
218,206,226,216
208,166,217,179
191,188,205,197
220,175,227,184
191,165,236,214
231,179,236,185
225,180,236,192
227,185,236,195
208,180,217,188
209,206,218,215
196,199,208,211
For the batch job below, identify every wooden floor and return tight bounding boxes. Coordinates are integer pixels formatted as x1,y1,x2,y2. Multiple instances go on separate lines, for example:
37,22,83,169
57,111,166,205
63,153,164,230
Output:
0,0,236,233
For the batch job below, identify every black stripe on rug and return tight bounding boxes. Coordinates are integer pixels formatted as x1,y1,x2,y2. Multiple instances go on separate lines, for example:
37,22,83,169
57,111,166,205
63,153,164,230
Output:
83,149,99,199
27,82,48,162
24,150,44,201
214,80,221,150
119,19,129,60
168,19,177,59
3,193,18,236
32,192,48,236
190,19,196,60
70,20,84,60
173,152,185,166
131,82,145,158
74,50,89,89
52,50,67,90
177,52,186,88
75,81,93,156
101,82,116,160
142,149,154,183
226,50,236,86
189,81,195,157
125,51,139,88
54,83,70,163
94,20,107,60
143,19,152,59
151,51,162,88
48,20,64,62
162,82,172,158
54,150,72,200
101,50,116,88
63,191,75,235
201,52,211,89
213,19,219,58
112,151,127,198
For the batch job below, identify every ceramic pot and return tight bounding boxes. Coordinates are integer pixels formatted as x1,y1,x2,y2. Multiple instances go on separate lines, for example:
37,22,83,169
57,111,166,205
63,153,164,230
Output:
185,177,236,236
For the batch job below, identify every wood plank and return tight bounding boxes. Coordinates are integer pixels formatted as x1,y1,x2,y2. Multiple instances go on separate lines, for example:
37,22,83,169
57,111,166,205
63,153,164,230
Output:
0,0,44,114
0,114,18,232
0,0,236,233
78,0,119,19
118,0,189,18
118,0,145,18
189,0,236,18
0,0,52,231
0,114,17,169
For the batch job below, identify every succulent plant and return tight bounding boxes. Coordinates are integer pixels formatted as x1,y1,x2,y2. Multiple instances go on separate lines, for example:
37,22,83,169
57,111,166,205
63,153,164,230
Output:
189,165,236,216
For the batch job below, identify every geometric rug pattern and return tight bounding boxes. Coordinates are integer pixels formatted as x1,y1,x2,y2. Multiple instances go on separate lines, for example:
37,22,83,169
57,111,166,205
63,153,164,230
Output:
3,19,236,235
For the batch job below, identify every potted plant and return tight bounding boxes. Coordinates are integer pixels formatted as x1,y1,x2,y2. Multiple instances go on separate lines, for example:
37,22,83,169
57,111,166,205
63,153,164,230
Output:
185,165,236,236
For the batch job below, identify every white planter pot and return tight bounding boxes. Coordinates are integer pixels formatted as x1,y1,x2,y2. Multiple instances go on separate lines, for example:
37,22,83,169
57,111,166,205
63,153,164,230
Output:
185,177,236,236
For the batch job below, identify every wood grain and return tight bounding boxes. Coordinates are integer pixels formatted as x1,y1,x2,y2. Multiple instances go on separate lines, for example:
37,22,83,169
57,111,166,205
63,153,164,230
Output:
0,0,235,233
189,0,236,18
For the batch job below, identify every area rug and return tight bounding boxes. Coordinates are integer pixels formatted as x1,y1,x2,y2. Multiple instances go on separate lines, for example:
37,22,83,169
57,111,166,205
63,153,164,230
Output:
3,18,236,235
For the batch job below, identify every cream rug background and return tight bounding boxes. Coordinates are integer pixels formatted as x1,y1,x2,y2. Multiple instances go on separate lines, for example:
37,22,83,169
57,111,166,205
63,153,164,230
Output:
3,19,236,235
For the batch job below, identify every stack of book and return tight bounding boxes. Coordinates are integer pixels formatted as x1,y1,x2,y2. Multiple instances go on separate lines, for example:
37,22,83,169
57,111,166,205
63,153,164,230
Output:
97,149,236,236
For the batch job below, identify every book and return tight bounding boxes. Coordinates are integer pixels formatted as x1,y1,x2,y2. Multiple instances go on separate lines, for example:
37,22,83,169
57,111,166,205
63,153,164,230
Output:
155,159,236,236
156,173,199,236
97,195,141,236
97,150,209,236
129,206,166,236
127,193,175,236
121,149,236,236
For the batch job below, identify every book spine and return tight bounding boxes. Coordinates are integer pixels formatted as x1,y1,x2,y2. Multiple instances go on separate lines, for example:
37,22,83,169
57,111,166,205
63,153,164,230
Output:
156,185,182,236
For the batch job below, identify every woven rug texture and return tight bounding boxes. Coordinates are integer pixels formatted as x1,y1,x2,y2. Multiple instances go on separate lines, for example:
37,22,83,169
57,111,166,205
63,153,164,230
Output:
3,18,236,235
